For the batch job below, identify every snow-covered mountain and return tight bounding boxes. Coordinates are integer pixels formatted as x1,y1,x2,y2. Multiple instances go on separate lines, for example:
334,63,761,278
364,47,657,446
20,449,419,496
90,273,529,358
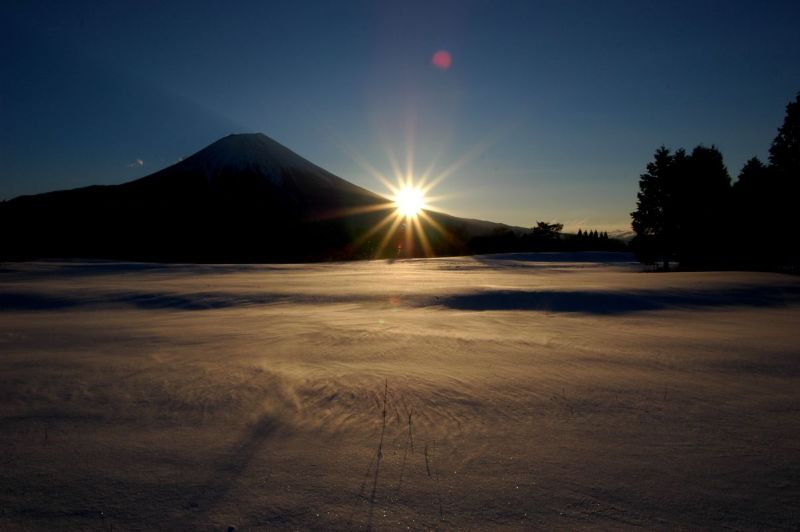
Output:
122,133,387,221
181,133,327,185
0,133,515,262
134,133,380,199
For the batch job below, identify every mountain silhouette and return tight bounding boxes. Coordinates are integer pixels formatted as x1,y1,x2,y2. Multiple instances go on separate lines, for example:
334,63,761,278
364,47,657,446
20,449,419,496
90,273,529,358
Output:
1,133,515,262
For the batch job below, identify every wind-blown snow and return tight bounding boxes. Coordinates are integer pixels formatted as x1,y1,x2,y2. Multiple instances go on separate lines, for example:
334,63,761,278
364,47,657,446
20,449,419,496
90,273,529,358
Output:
1,253,798,529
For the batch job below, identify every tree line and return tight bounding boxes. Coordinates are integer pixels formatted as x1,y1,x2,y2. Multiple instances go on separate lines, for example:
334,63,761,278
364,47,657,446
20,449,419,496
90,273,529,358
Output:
631,93,799,270
468,221,626,254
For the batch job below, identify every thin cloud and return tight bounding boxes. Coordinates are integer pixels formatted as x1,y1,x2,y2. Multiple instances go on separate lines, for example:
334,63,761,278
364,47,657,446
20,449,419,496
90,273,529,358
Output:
127,159,144,168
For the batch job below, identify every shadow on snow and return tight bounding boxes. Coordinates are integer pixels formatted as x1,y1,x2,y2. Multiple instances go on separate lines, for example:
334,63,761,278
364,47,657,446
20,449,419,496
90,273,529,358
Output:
435,285,800,314
2,284,800,315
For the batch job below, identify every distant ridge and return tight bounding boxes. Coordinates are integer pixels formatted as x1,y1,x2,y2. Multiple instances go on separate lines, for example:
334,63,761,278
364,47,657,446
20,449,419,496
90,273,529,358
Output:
0,133,515,262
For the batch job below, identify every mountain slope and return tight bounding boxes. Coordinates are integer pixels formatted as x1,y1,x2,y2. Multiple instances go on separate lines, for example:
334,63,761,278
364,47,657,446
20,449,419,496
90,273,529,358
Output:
1,133,516,262
127,134,386,213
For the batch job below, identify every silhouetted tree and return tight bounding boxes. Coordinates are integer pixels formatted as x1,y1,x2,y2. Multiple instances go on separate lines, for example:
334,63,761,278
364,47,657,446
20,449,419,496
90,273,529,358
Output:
769,93,800,176
729,94,800,268
768,93,800,265
676,145,732,267
732,157,770,264
531,221,563,240
735,157,768,192
631,146,678,269
632,145,731,269
632,93,800,270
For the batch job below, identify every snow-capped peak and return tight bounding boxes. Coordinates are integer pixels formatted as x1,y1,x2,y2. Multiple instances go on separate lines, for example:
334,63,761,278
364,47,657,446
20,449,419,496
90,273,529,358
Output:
179,133,330,186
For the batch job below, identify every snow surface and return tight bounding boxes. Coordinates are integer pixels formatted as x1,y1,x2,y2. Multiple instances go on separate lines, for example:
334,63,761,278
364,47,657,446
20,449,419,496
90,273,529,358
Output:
178,133,334,187
1,253,799,530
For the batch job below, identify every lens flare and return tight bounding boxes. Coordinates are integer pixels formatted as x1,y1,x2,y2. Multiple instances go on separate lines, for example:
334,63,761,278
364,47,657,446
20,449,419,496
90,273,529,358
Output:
431,50,452,70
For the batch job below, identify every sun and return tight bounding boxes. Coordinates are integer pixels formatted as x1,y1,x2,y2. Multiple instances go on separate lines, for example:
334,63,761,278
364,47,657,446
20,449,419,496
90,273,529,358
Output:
395,186,425,217
335,138,474,258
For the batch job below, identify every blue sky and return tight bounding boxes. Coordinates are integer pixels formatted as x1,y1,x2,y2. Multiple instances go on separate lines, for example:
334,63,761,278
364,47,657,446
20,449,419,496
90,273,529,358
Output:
2,0,799,232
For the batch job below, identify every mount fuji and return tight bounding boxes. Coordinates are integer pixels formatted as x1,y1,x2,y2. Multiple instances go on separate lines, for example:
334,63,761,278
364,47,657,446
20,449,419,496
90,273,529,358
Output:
1,133,515,262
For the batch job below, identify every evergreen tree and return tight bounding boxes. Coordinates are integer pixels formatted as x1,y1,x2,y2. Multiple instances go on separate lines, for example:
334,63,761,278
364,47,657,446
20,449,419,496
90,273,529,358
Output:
531,221,563,240
677,145,732,267
631,145,731,268
631,146,677,268
732,157,773,264
734,157,768,198
769,93,800,176
631,93,800,270
767,93,800,265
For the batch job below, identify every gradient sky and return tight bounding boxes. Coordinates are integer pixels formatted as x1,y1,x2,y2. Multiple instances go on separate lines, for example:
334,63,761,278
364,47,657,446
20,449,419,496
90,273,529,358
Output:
2,0,799,233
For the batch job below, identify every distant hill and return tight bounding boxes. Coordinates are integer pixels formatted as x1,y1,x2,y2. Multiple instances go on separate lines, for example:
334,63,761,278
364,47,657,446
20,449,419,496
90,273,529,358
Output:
1,133,519,262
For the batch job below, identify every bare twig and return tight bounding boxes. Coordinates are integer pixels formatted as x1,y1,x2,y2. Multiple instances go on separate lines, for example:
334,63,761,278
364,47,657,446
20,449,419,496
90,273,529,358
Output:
397,409,414,495
424,443,431,477
432,440,444,521
367,379,389,530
